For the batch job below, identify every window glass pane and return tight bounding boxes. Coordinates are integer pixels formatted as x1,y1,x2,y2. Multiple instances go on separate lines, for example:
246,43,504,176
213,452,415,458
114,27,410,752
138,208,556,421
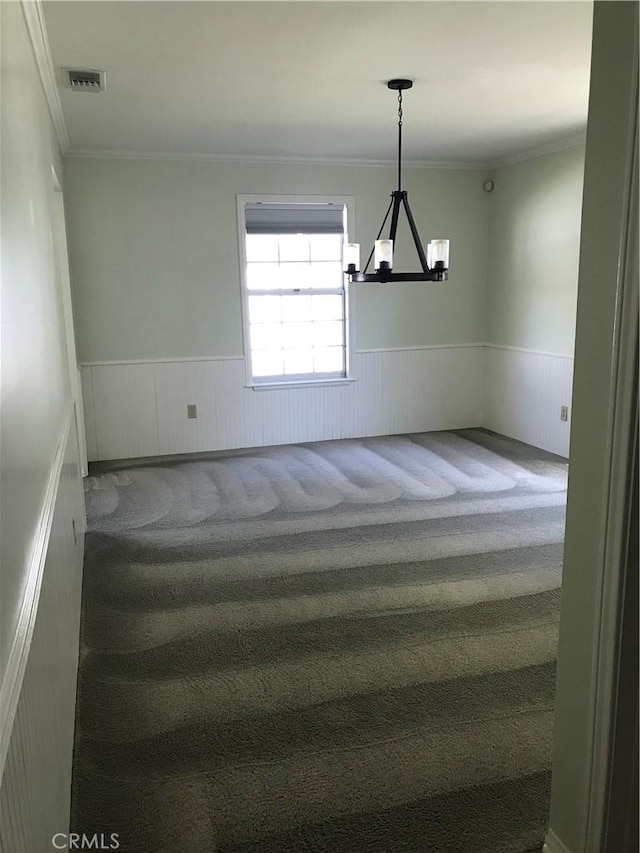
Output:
279,263,313,289
309,261,343,289
311,294,343,321
283,349,314,375
246,262,280,291
246,234,278,263
278,235,310,262
309,234,343,262
311,321,343,347
313,347,344,374
250,323,283,350
281,294,312,322
281,322,313,349
252,350,284,377
248,295,281,324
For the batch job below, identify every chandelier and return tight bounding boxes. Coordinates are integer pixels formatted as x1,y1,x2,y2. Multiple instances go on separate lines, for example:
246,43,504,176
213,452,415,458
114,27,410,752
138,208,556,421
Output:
345,79,450,283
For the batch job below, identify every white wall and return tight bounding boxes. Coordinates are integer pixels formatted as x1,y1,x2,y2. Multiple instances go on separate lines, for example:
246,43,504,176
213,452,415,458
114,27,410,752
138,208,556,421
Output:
484,144,586,457
0,0,85,841
67,145,585,462
64,155,491,461
63,157,490,361
1,0,69,677
486,145,585,356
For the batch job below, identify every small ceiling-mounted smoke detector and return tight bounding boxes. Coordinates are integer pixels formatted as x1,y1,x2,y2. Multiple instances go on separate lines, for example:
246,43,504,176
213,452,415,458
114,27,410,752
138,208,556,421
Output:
65,68,106,93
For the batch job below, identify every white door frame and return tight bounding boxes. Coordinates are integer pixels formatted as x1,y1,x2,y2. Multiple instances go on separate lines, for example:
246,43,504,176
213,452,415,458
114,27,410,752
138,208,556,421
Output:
51,164,88,477
544,3,638,851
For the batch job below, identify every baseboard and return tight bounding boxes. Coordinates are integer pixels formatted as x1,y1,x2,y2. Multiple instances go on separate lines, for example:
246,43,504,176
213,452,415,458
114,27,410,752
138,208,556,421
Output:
0,399,74,778
543,827,573,853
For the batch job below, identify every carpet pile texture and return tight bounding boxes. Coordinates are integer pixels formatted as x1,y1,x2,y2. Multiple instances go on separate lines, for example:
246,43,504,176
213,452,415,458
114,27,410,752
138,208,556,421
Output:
72,429,567,853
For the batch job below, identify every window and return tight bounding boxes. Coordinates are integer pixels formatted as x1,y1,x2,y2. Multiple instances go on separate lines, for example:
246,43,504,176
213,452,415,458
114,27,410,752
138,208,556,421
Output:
238,195,353,387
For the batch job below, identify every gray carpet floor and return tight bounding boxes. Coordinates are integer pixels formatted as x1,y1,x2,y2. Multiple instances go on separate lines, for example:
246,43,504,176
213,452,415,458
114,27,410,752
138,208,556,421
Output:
71,429,567,853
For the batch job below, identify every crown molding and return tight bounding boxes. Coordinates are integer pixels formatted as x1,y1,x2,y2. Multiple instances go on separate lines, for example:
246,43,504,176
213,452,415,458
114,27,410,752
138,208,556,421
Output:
20,0,70,154
488,130,587,170
63,134,588,171
64,148,487,171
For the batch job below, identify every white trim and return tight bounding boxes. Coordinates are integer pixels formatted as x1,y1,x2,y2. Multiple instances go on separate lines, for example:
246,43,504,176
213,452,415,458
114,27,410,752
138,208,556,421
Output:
20,0,70,154
248,377,356,392
63,139,591,171
80,356,245,367
0,399,74,778
357,343,484,354
62,138,589,172
51,183,88,476
64,148,486,171
80,343,571,368
236,193,355,389
484,343,575,361
543,828,572,853
584,79,638,852
489,131,587,170
51,163,63,192
79,344,487,367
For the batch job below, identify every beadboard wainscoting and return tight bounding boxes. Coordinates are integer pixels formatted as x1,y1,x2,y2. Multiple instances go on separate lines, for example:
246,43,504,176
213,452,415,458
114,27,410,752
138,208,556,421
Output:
80,345,485,462
484,345,574,458
0,406,86,852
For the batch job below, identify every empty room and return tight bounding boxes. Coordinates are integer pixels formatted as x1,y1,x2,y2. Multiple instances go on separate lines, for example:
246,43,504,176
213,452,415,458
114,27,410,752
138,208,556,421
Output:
1,2,638,853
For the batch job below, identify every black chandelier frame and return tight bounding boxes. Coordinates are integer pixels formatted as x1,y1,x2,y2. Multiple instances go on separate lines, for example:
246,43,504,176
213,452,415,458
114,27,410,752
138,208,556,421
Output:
347,79,448,284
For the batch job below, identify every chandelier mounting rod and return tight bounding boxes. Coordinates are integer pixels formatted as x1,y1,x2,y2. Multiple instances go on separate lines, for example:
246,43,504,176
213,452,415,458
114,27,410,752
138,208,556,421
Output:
387,78,412,191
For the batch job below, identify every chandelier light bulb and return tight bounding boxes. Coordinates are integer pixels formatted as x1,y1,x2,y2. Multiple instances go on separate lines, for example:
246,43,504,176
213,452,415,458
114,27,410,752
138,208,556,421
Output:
375,239,393,270
429,239,450,269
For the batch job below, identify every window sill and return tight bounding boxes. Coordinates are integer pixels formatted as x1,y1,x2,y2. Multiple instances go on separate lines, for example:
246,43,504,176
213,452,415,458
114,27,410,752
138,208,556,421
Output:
247,377,356,391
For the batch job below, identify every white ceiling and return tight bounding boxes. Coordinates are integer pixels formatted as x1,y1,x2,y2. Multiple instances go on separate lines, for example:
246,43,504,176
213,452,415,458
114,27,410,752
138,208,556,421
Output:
43,1,594,166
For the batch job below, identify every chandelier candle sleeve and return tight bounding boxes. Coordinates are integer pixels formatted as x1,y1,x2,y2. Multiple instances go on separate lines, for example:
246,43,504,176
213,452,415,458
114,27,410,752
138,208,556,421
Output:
345,243,360,274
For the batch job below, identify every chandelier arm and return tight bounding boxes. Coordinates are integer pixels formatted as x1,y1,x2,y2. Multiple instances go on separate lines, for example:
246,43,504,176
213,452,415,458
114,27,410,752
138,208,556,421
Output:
363,195,394,273
388,191,403,243
401,193,430,273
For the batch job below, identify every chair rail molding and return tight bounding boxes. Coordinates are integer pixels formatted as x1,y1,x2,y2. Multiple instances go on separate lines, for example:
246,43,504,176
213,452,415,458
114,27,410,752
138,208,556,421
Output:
0,399,74,777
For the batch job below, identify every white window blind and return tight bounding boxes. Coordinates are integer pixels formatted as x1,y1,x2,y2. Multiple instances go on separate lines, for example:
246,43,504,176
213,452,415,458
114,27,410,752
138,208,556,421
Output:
245,203,345,235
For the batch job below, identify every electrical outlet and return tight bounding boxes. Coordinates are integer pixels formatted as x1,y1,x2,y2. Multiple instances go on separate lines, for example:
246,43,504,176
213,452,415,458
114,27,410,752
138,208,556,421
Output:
560,405,569,422
187,404,197,419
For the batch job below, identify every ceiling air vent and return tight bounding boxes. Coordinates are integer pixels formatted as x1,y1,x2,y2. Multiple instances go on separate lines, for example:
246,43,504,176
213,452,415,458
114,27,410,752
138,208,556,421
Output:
66,69,106,93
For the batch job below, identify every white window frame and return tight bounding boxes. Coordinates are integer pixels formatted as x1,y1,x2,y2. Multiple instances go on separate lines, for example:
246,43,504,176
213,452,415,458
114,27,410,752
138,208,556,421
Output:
237,193,356,389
